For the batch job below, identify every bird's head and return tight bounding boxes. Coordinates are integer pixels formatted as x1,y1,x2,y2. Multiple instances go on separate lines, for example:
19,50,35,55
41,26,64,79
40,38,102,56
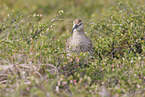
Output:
71,19,83,34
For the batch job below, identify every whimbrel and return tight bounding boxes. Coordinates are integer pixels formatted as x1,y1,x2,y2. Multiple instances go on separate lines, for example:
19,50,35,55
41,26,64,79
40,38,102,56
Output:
66,19,94,55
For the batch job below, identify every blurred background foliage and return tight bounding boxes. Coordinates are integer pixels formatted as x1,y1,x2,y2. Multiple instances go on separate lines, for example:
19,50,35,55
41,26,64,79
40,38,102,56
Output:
0,0,145,97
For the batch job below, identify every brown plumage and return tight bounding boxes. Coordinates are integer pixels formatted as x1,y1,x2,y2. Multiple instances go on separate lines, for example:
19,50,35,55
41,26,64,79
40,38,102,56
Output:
66,19,94,55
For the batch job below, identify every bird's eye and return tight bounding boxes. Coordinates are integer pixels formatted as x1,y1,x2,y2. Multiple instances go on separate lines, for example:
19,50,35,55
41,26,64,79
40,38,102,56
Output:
77,23,82,26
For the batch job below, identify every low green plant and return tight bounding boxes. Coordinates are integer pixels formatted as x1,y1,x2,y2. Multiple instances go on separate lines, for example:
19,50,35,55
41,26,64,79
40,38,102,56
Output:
0,0,144,97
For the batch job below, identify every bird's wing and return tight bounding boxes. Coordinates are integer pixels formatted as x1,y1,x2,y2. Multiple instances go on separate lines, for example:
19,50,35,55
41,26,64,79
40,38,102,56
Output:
65,37,72,51
86,36,94,53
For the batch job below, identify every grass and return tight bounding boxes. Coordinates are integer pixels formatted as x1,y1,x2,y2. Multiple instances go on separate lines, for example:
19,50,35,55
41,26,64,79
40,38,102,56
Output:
0,0,145,96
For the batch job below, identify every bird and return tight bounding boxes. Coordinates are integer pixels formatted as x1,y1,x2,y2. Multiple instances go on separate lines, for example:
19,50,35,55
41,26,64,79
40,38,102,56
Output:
66,19,94,55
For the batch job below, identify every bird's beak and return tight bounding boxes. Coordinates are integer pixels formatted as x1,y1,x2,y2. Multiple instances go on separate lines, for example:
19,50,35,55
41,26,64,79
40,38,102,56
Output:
71,25,78,34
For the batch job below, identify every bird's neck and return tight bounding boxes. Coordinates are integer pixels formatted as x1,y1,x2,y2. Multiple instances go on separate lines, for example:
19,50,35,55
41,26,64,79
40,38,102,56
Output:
72,29,85,38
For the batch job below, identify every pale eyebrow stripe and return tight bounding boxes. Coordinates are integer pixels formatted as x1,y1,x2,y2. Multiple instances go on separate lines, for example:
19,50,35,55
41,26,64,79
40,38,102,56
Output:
77,22,82,26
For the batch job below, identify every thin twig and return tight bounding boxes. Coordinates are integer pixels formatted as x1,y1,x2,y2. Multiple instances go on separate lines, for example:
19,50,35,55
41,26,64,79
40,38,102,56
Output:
109,48,118,57
13,64,21,79
114,2,133,14
27,13,62,44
